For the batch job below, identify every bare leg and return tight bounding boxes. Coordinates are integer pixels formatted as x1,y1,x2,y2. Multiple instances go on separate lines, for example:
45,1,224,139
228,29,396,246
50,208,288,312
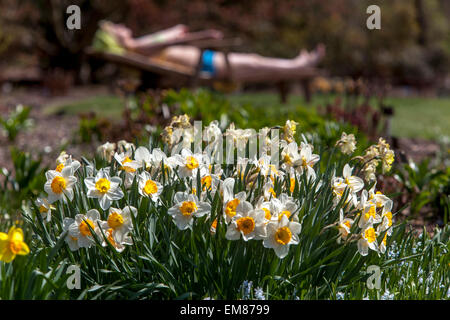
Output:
217,45,326,80
162,44,325,81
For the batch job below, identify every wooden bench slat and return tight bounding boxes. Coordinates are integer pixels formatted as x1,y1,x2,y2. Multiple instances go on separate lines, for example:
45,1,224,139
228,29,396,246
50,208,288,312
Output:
86,48,196,78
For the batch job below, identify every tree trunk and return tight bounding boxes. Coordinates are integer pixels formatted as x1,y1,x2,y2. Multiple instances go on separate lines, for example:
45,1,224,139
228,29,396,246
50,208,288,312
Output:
414,0,428,46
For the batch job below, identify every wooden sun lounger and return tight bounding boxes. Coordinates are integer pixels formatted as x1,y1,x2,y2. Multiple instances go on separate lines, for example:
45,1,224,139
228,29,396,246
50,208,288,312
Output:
85,39,321,102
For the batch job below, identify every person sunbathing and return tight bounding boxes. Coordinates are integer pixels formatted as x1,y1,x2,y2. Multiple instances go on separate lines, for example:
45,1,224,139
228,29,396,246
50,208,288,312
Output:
100,21,325,81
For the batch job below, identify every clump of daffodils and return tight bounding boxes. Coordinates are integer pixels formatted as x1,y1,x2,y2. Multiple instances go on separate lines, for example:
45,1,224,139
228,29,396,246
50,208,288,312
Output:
331,165,394,256
31,117,396,260
358,138,395,182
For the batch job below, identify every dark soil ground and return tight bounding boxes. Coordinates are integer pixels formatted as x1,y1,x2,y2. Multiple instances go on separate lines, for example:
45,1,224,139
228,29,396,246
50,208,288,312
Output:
0,85,106,171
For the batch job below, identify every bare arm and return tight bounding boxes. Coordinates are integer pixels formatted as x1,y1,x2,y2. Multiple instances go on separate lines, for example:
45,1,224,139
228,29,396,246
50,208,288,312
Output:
100,21,224,55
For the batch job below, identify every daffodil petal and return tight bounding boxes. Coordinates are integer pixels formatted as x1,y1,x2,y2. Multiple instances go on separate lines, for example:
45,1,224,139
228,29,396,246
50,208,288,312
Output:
17,242,30,255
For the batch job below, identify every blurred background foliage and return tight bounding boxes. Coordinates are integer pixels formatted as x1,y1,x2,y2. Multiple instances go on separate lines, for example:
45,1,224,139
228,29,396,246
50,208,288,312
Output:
0,0,449,90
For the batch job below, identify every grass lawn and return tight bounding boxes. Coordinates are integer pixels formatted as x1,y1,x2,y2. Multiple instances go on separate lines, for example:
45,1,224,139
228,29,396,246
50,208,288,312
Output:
43,95,125,119
44,89,450,140
228,92,450,140
382,96,450,140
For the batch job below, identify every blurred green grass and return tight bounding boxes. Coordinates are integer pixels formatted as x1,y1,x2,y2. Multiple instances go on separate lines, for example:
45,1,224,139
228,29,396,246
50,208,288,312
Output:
43,91,450,140
227,93,450,140
43,95,124,119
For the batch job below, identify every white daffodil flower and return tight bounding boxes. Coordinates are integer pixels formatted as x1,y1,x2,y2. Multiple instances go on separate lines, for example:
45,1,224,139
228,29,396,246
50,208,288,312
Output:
367,183,391,209
281,142,301,170
282,120,299,143
55,151,70,166
341,164,364,193
357,225,378,256
377,138,395,173
263,215,302,259
269,193,299,223
337,209,353,243
258,127,272,156
336,132,357,155
296,142,320,180
200,163,224,196
203,120,222,143
378,200,393,236
97,141,116,161
224,124,255,151
138,171,163,202
197,166,221,196
100,227,133,253
382,149,395,173
262,181,277,201
170,125,196,151
225,201,267,241
203,120,223,158
254,197,275,222
35,197,55,222
331,177,358,208
135,147,181,176
222,177,247,223
174,148,203,178
167,192,210,230
117,140,135,153
44,167,77,203
100,206,136,238
55,152,81,174
363,160,378,182
62,217,79,251
357,190,382,228
84,168,124,211
134,146,154,170
68,209,102,249
255,154,284,183
378,231,389,254
114,150,141,188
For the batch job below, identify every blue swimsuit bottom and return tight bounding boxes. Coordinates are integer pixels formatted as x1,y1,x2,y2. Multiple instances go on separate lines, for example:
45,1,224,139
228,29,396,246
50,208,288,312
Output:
200,50,216,76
